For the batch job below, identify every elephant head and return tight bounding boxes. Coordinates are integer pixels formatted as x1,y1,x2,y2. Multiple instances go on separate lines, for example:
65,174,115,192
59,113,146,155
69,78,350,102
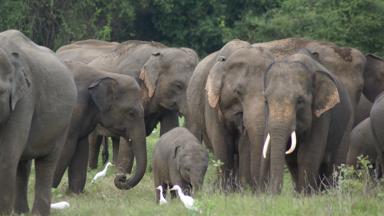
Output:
140,47,199,116
206,44,274,186
174,144,209,192
263,51,341,193
87,75,147,190
0,44,30,123
363,54,384,102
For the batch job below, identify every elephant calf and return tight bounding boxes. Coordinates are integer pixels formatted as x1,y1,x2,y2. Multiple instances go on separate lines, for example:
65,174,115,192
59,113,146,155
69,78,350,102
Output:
153,127,208,203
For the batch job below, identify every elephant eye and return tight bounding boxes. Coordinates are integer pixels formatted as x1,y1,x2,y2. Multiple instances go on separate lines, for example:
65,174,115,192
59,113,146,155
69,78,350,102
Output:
297,96,305,104
174,82,183,90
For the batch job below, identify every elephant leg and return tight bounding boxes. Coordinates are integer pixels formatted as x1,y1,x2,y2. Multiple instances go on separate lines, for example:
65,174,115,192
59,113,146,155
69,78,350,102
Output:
117,138,134,174
68,137,89,194
160,111,179,135
297,120,329,193
14,160,32,214
88,133,103,169
52,135,78,188
101,136,109,165
32,129,69,216
112,136,120,165
238,132,251,187
285,152,299,191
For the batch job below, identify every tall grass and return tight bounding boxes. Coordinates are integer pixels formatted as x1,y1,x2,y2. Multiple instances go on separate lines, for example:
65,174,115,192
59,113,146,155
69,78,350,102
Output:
25,123,384,215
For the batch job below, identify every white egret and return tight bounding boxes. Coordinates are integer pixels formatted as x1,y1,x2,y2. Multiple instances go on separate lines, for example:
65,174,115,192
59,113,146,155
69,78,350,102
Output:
170,185,200,212
92,162,113,183
156,185,168,205
50,201,70,209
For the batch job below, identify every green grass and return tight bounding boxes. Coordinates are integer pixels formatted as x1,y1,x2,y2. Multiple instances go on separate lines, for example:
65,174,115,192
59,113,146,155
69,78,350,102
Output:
26,124,384,215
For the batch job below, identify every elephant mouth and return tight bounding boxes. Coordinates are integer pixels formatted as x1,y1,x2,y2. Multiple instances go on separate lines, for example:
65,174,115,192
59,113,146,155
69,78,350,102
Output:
262,131,297,158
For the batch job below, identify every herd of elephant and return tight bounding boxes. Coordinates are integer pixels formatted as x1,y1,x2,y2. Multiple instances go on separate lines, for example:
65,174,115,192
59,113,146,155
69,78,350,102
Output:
0,29,383,215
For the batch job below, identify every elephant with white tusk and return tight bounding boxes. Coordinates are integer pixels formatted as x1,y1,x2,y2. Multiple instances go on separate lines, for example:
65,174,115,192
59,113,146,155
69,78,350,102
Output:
262,49,353,194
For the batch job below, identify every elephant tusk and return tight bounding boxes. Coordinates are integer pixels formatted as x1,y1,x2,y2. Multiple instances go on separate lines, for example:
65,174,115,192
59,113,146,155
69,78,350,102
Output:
262,133,271,159
285,131,297,154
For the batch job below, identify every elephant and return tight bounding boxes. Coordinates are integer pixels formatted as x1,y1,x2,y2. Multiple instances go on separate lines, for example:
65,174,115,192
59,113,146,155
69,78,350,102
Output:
363,54,384,102
88,125,120,169
262,50,352,194
186,39,274,190
0,30,77,215
153,127,208,203
346,118,377,174
370,92,384,178
253,38,366,116
354,95,372,126
52,61,146,194
56,39,119,64
82,40,198,178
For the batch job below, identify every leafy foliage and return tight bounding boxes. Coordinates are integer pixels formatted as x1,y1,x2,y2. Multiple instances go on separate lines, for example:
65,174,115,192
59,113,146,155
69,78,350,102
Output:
0,0,383,56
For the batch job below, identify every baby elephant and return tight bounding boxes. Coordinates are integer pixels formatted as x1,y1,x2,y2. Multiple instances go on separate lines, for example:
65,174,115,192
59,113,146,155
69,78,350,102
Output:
153,127,209,203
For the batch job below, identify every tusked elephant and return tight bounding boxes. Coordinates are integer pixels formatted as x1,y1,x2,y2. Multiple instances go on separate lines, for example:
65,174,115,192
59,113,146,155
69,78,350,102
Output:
187,39,274,190
52,62,146,194
0,30,77,215
253,38,366,118
262,50,352,194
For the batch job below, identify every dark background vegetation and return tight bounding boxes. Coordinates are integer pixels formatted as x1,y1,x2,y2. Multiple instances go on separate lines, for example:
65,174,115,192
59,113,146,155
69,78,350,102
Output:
1,0,384,56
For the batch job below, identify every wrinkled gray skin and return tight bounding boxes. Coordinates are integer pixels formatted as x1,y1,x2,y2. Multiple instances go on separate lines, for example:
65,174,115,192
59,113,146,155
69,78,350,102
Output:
253,38,366,116
370,92,384,178
52,62,146,194
57,40,198,181
263,50,352,194
56,39,119,64
347,118,377,175
153,127,208,203
187,39,274,190
0,30,77,215
363,54,384,102
354,95,372,126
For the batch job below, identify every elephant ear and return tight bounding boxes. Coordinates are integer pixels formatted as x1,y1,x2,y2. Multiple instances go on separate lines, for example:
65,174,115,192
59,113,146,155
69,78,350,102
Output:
10,52,30,111
139,52,161,98
313,70,340,117
88,77,117,112
205,56,226,108
173,145,183,171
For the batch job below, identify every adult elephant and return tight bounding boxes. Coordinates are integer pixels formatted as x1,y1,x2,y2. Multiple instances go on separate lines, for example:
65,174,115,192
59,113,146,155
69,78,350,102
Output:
354,95,372,126
52,62,146,194
370,92,384,178
187,39,274,189
253,38,366,114
346,117,377,174
85,40,199,177
363,54,384,102
0,30,77,215
56,39,119,64
262,50,352,194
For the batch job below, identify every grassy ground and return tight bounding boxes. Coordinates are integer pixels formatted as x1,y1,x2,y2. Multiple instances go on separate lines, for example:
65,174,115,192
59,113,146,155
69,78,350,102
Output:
26,126,384,216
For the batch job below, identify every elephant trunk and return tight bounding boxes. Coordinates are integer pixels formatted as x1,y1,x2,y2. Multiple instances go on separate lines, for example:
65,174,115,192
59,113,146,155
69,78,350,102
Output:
114,120,147,190
268,124,292,194
243,97,266,188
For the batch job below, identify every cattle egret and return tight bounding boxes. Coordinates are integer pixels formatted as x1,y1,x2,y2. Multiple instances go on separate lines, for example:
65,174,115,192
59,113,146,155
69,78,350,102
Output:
50,201,70,209
156,185,168,205
92,162,113,183
170,185,200,212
